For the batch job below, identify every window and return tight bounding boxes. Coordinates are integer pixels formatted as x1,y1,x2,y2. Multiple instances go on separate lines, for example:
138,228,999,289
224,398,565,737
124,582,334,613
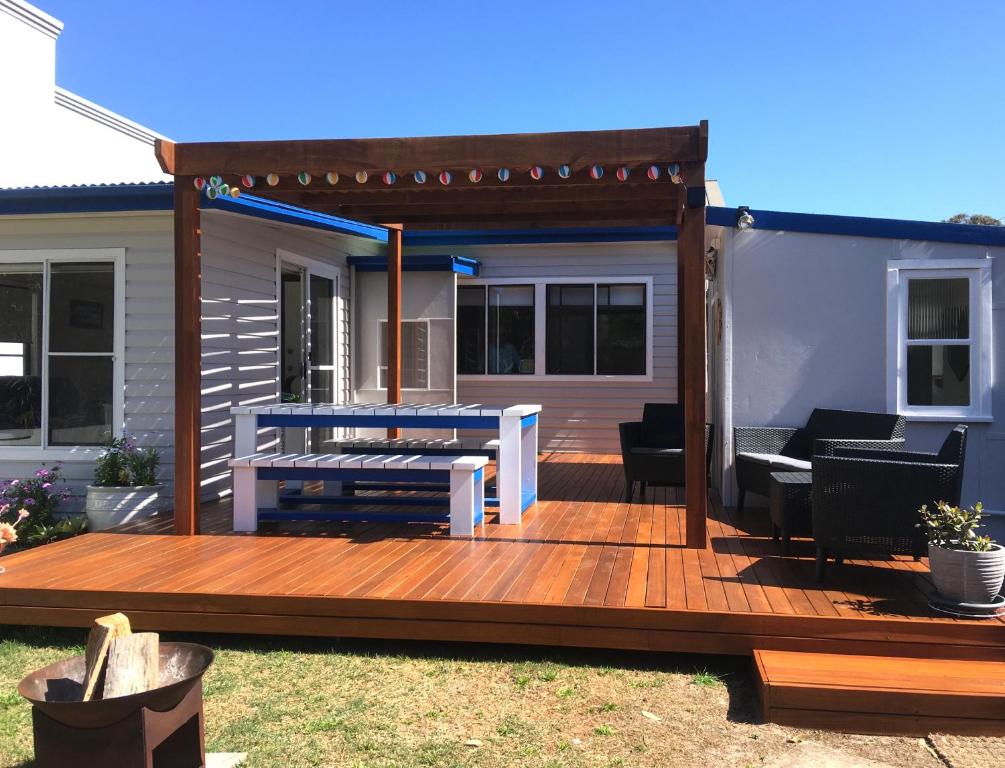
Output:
457,284,536,375
0,252,123,451
887,260,991,420
458,278,651,379
378,319,430,389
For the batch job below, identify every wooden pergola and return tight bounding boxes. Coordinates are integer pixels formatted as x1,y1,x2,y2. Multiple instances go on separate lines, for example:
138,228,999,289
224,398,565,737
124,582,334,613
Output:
155,122,709,548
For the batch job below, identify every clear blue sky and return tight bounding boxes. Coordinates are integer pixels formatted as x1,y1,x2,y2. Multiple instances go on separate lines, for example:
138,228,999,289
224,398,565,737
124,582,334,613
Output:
41,0,1004,222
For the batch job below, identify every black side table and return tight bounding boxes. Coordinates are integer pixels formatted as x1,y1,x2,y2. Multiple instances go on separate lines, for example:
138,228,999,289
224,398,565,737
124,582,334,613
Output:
768,471,813,554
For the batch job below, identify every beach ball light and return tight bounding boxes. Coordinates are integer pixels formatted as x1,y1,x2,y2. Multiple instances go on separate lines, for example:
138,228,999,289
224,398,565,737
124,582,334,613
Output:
558,164,571,179
497,167,510,182
355,170,368,184
240,175,255,188
297,171,312,186
647,165,660,181
325,171,339,185
205,186,219,200
193,177,206,191
209,175,222,188
468,169,482,183
218,183,230,197
667,163,680,177
229,186,241,199
438,170,453,185
266,173,280,186
589,164,604,180
382,171,397,185
414,170,427,184
529,165,544,181
616,166,630,182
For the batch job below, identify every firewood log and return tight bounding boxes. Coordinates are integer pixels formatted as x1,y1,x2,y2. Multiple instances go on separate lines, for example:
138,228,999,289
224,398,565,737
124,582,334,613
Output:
102,632,159,699
82,612,132,701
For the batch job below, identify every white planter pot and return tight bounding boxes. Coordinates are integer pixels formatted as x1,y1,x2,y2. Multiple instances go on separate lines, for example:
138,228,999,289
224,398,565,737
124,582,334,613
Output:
928,542,1005,604
85,484,164,531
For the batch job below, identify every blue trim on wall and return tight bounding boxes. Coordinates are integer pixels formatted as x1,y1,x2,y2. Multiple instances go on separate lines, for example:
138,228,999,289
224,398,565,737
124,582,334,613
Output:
347,253,480,275
0,183,174,214
706,206,1005,247
206,193,388,242
0,183,387,242
402,226,678,246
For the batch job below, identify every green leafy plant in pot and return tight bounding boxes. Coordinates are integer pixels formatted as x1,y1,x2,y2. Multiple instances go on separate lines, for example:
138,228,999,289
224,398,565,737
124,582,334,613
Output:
918,501,1004,605
85,436,163,531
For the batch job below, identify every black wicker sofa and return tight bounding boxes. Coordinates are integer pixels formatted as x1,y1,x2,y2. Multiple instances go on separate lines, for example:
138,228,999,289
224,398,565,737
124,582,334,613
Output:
733,408,906,514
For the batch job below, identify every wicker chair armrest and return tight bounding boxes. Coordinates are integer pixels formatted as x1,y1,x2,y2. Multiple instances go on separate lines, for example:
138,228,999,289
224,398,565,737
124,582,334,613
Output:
734,426,801,456
619,421,644,454
814,437,906,457
831,447,944,463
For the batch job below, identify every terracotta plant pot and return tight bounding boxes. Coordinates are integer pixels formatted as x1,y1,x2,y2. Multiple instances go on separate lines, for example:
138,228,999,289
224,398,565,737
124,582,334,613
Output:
928,542,1005,604
85,484,163,531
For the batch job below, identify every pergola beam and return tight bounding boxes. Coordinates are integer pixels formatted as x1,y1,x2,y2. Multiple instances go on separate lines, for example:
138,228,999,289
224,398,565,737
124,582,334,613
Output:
173,179,201,535
156,127,705,177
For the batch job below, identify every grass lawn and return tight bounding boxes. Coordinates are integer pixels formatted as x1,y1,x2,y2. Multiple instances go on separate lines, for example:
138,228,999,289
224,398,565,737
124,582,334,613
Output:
0,626,946,768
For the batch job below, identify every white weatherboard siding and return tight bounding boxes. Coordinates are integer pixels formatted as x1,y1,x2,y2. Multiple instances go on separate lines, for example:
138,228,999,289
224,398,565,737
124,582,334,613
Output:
718,226,1005,540
410,241,677,454
199,210,381,501
0,211,175,509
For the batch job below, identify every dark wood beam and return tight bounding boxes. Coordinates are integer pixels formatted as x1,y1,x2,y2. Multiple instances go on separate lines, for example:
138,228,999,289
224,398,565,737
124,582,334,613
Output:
173,178,201,535
386,225,403,438
330,200,679,223
162,126,705,177
681,120,708,550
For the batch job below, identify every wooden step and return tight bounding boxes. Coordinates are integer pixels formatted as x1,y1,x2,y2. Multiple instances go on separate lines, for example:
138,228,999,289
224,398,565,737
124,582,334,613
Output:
754,649,1005,737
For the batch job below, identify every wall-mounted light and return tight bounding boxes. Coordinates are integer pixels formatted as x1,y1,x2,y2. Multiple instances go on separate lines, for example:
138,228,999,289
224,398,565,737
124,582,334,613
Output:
735,206,755,231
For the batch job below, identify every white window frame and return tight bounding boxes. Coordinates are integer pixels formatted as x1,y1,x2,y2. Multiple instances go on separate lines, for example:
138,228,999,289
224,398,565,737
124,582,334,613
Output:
377,318,431,391
886,258,992,422
0,248,126,459
456,275,654,382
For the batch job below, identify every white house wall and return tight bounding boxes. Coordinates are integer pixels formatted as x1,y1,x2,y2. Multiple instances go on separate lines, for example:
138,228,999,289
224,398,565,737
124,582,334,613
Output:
199,210,381,501
720,227,1005,534
0,211,175,508
409,241,678,454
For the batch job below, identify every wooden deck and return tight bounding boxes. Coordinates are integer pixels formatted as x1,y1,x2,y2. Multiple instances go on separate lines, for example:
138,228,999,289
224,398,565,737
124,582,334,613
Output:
1,454,1002,659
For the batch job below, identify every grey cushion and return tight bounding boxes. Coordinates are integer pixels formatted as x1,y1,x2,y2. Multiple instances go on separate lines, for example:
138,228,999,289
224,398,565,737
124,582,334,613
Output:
737,452,812,471
630,446,684,456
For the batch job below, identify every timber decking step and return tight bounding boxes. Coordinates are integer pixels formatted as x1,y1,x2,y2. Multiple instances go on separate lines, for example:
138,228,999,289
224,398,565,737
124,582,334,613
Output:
754,649,1005,737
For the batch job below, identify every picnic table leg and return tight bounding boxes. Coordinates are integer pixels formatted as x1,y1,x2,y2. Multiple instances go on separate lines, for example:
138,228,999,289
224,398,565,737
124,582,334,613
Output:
498,414,522,525
449,468,477,537
232,466,258,532
233,413,257,457
520,415,538,511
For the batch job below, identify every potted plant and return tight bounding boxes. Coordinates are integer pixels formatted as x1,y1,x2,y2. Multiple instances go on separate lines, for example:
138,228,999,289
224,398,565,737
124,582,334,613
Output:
918,501,1005,605
85,436,163,531
0,466,84,567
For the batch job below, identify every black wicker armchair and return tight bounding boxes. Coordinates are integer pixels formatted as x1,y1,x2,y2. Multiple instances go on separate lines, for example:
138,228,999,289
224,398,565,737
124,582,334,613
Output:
618,403,714,502
811,425,968,581
733,408,906,514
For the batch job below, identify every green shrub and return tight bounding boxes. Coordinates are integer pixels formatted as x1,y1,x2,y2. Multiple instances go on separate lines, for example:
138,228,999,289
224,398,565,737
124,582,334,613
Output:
93,436,160,487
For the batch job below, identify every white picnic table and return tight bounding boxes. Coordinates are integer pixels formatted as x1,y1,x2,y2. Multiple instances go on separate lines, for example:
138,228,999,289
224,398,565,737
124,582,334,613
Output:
229,402,541,524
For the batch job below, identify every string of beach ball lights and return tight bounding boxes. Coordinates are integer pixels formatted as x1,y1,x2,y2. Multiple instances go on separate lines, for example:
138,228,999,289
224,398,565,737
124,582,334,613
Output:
193,163,684,196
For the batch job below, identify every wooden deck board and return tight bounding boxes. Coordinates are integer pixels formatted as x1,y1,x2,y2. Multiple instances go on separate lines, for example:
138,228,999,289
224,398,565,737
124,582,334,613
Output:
1,454,1003,660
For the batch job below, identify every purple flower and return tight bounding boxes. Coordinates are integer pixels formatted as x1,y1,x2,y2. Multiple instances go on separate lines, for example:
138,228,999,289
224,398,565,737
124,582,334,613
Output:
9,480,17,486
42,482,52,490
35,469,46,477
23,498,34,506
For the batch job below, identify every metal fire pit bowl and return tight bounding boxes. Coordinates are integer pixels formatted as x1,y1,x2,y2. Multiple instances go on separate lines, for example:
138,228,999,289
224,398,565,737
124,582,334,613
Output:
18,642,214,729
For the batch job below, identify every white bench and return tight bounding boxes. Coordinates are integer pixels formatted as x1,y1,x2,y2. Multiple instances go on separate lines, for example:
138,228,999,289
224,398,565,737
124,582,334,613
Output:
228,452,487,537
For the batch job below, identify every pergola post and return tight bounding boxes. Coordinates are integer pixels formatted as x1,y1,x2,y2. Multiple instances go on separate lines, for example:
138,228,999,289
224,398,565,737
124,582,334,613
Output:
386,224,403,438
681,121,708,550
173,178,201,535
